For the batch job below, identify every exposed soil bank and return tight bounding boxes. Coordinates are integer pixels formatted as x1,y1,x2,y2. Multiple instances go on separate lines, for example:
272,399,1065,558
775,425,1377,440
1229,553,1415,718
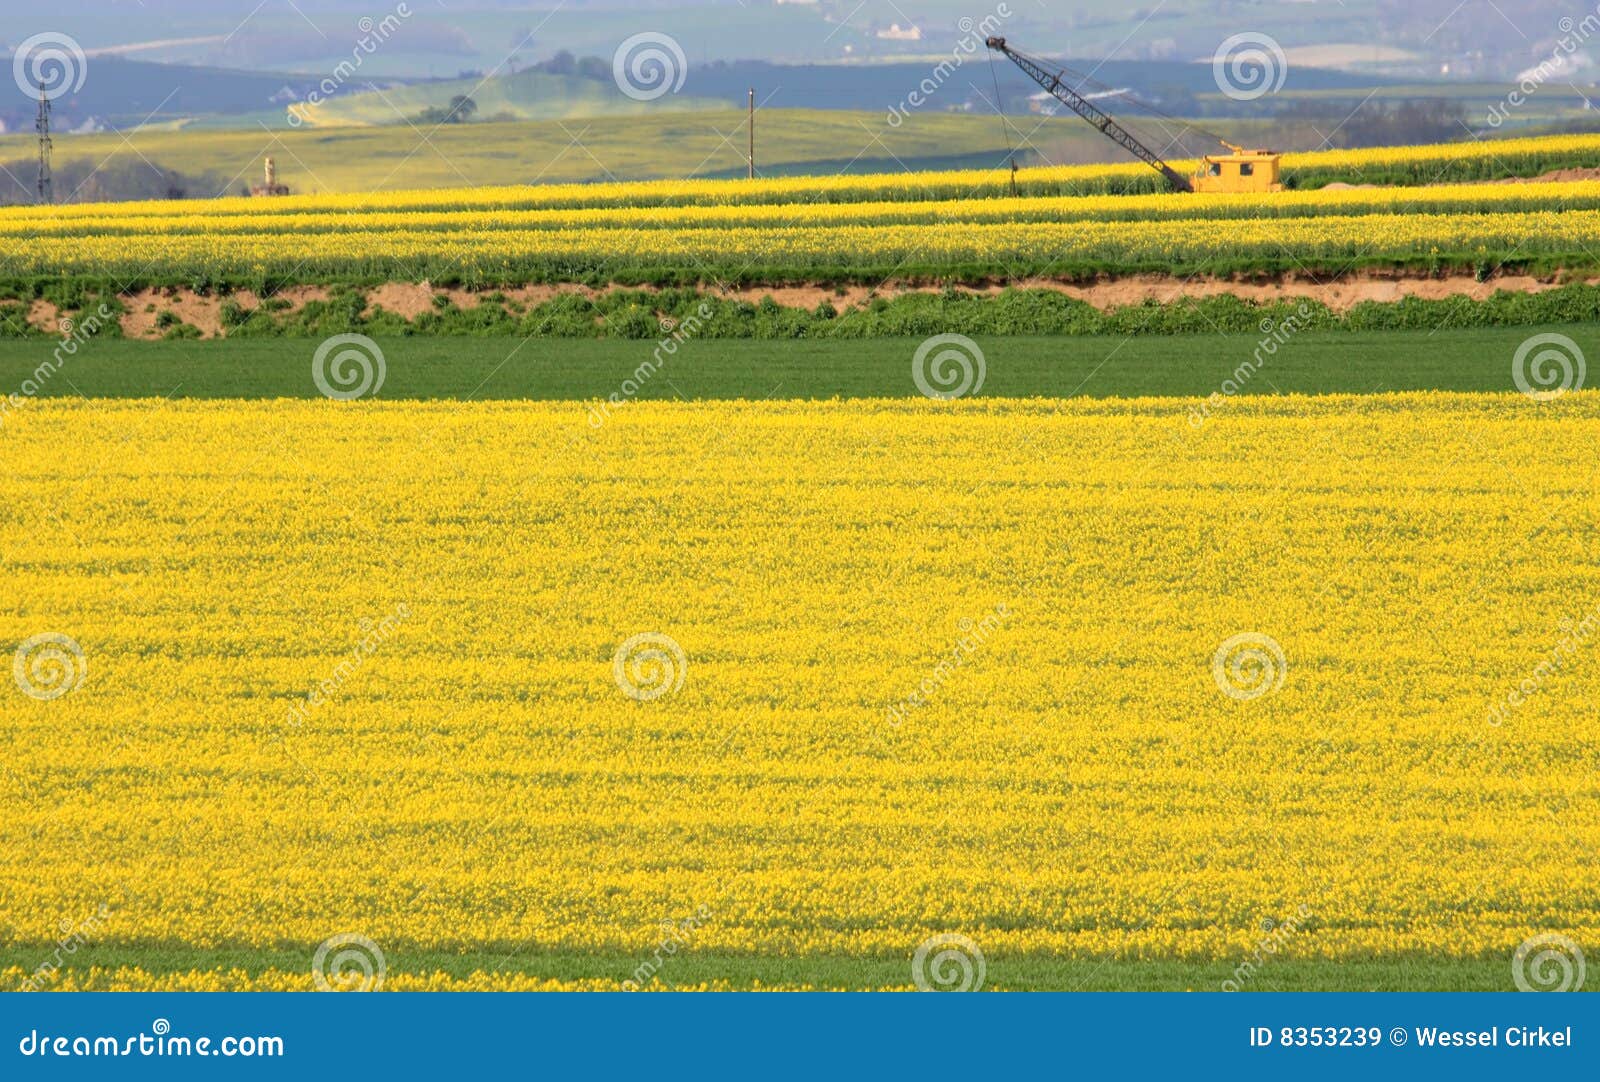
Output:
66,271,1598,339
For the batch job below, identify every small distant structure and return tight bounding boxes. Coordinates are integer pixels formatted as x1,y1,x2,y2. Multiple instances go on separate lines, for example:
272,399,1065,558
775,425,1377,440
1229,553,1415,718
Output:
250,157,290,197
876,23,922,40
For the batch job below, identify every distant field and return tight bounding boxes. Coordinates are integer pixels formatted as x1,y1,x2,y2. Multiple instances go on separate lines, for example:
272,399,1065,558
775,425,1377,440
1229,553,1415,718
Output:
0,110,1045,197
280,69,729,129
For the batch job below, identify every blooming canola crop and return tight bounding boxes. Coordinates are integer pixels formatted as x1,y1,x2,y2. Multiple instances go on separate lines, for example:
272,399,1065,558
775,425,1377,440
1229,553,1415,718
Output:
7,208,1600,279
1,394,1597,989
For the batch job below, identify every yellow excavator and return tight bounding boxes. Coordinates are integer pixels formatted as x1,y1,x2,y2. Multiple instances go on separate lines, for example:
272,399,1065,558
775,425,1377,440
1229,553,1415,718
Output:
986,37,1283,194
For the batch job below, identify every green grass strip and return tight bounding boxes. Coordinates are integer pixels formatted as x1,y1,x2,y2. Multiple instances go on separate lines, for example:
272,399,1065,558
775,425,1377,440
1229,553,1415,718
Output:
0,326,1579,402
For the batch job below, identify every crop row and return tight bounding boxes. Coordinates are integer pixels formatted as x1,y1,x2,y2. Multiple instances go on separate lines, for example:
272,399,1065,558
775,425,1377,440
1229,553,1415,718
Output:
3,133,1600,223
6,181,1600,239
8,208,1600,282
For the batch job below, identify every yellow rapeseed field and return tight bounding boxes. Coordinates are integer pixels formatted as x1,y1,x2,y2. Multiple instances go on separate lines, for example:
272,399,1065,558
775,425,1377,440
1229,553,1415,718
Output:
2,394,1597,989
6,208,1600,278
3,181,1597,238
3,131,1598,281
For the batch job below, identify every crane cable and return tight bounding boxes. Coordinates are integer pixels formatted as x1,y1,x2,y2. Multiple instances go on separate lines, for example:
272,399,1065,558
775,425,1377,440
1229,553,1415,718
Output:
999,45,1236,154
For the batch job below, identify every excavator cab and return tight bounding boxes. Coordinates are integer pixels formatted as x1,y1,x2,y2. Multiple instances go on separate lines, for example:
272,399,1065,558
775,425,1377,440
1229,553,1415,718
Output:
1192,144,1283,194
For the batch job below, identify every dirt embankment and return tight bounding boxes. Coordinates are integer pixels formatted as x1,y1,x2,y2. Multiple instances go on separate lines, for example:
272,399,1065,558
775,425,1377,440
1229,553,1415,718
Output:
20,271,1597,340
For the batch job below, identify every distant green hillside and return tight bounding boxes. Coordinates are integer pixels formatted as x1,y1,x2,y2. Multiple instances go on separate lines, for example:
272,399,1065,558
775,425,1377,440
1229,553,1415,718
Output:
0,110,1036,199
288,69,725,128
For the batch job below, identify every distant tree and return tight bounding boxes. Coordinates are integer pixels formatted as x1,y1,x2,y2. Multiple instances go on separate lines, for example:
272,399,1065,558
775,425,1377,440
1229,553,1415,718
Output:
575,56,609,81
418,95,479,124
542,50,576,76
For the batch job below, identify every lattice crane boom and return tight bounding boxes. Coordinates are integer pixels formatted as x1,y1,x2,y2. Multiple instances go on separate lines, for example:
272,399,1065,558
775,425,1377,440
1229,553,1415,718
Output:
986,37,1191,193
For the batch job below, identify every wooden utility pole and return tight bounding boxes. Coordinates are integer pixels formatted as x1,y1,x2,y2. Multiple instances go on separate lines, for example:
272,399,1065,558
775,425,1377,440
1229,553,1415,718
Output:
35,85,51,206
747,88,755,179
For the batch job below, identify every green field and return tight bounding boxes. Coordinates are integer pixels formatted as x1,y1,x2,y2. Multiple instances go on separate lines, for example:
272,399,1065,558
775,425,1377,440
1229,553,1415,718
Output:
0,327,1570,401
0,108,1302,199
0,945,1528,992
0,111,1038,197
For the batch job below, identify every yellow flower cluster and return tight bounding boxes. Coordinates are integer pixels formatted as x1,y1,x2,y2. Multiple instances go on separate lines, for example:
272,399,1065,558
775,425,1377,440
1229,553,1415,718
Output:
2,394,1596,988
